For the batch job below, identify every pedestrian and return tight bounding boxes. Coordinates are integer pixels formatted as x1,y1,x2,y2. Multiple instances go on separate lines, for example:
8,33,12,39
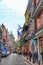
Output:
34,51,38,63
29,51,32,61
26,48,30,60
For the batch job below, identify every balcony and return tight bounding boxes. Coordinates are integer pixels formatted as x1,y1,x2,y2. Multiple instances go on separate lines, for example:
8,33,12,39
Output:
34,24,43,36
22,23,29,33
28,13,32,24
24,29,33,40
33,0,43,17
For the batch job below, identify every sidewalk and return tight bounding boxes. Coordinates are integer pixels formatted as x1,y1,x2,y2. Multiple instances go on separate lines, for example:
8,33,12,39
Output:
21,55,43,65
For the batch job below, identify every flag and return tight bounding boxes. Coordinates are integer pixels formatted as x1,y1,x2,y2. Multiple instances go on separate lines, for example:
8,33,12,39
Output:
17,25,22,38
17,30,20,38
18,24,22,30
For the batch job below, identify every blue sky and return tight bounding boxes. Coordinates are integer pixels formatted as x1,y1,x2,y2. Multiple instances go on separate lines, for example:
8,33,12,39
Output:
0,0,28,40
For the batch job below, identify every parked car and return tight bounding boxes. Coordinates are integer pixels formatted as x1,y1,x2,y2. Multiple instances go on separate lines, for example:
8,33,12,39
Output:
1,50,7,57
1,46,9,57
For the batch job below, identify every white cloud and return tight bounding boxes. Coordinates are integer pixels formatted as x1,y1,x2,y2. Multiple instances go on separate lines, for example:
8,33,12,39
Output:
0,0,28,40
2,0,28,14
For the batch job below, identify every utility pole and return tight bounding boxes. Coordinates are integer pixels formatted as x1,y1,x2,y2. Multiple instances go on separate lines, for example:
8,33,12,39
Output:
0,26,2,62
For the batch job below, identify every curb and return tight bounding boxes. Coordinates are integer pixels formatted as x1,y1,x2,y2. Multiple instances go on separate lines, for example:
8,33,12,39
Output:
20,56,33,65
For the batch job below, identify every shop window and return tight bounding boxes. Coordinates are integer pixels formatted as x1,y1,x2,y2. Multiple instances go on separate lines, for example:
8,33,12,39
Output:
36,0,39,4
34,0,36,7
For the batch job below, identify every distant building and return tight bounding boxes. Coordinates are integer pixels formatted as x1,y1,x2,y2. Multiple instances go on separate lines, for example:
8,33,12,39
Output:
9,32,16,52
1,24,8,46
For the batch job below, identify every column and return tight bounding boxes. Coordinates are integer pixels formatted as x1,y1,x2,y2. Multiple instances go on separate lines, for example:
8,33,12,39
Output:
37,37,40,65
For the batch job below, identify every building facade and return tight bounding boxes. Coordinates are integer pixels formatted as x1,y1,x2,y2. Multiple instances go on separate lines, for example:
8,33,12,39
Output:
22,0,43,61
33,0,43,60
1,24,8,46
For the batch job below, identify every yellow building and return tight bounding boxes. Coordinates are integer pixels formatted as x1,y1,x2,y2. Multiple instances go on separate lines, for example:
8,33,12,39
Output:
24,9,29,22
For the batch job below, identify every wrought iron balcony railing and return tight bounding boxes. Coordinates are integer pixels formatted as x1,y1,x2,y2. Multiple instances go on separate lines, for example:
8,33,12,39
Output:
34,24,43,34
32,0,43,17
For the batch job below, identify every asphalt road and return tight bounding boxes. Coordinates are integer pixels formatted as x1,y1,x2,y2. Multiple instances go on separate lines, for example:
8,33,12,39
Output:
0,53,28,65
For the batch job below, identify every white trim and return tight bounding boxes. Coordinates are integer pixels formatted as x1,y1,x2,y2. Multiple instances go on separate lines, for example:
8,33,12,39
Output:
33,29,43,39
33,36,37,39
35,29,43,36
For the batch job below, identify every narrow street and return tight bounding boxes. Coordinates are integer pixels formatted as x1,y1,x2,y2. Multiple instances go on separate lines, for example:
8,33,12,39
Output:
0,54,29,65
0,0,43,65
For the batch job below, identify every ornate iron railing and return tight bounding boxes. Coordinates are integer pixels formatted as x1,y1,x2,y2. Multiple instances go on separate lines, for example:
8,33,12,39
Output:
32,0,41,16
34,24,43,34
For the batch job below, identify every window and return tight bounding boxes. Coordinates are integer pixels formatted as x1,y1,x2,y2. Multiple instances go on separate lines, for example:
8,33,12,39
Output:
37,19,40,28
36,0,39,4
42,14,43,24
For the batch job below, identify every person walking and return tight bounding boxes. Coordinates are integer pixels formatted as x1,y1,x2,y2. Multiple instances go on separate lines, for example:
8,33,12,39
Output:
34,51,38,63
29,51,32,61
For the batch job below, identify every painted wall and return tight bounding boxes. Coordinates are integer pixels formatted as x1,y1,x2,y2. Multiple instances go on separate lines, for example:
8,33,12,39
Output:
2,24,7,41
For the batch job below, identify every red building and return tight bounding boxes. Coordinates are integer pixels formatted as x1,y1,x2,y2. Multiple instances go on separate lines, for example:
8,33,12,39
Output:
1,24,8,45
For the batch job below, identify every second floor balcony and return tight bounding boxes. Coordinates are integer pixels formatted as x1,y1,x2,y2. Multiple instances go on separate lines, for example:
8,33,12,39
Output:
33,0,43,17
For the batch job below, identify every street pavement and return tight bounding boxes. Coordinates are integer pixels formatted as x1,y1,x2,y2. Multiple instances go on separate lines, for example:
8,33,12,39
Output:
0,53,30,65
21,56,43,65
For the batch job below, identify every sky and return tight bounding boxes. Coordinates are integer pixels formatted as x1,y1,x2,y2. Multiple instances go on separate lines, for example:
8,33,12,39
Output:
0,0,28,40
